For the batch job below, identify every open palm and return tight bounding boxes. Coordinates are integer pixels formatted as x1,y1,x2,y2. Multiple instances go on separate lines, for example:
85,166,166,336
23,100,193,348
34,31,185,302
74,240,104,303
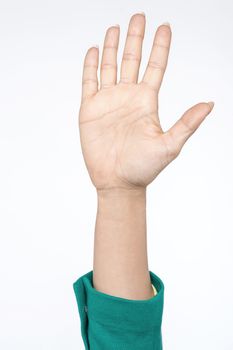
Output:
78,13,214,191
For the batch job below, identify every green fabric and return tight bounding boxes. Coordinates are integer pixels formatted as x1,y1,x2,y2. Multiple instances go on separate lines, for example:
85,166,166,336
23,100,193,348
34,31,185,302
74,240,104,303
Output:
73,270,164,350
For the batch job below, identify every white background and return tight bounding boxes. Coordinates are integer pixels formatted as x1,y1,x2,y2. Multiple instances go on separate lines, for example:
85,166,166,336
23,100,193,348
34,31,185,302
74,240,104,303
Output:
0,0,232,349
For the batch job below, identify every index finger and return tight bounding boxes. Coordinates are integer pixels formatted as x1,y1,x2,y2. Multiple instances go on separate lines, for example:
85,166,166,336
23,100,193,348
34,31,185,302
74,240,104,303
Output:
141,23,171,92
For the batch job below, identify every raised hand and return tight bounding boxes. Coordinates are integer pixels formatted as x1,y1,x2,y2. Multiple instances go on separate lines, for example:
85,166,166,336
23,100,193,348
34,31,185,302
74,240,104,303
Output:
78,13,214,191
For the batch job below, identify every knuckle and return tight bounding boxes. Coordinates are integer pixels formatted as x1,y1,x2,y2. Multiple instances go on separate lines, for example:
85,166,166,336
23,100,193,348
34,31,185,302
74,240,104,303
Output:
147,60,166,71
169,144,180,159
127,32,144,39
164,132,181,159
119,77,134,84
82,78,97,85
173,144,181,157
153,41,170,50
101,63,117,70
103,45,118,50
141,80,157,92
180,118,194,135
84,64,98,69
122,52,141,62
101,82,114,88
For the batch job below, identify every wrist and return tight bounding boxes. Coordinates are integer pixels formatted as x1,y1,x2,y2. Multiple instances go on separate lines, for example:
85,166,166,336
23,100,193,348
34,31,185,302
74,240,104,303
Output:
96,186,147,222
97,186,147,199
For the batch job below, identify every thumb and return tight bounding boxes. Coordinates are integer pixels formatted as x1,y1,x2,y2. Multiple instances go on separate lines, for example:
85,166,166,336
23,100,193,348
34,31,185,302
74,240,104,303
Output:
164,101,214,155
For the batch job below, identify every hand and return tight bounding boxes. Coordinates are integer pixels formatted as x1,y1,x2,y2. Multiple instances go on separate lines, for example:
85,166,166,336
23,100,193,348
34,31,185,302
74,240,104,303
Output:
78,13,214,191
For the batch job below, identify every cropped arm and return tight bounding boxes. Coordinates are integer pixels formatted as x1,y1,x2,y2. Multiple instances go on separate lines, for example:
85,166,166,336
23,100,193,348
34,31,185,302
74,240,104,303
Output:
73,270,164,350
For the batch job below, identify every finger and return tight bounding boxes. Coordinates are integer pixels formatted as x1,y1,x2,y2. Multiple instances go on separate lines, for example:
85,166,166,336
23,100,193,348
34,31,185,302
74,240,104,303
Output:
100,25,120,89
120,13,145,84
81,46,99,102
164,102,215,157
142,23,171,92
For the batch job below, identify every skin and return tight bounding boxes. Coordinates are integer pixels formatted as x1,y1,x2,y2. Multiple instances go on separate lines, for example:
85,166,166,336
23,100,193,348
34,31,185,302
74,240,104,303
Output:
78,13,214,299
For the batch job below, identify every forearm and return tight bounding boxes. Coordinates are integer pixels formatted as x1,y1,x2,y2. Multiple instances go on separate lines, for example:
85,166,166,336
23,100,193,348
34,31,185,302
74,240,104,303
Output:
93,187,154,300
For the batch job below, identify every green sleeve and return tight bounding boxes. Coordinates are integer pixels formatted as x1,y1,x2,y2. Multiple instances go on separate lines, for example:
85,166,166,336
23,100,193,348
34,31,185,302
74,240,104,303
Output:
73,270,164,350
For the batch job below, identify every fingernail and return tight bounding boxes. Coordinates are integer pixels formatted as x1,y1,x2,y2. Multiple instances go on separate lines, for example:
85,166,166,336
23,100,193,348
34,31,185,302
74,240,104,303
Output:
162,21,170,26
207,101,215,111
137,11,145,16
93,45,99,49
113,24,120,28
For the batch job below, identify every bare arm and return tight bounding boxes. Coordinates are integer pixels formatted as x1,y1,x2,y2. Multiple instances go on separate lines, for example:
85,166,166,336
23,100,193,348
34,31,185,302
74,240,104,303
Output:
93,187,154,299
78,13,214,300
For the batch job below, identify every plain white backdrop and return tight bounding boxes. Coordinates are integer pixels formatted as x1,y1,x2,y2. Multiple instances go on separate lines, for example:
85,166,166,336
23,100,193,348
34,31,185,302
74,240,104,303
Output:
0,0,232,349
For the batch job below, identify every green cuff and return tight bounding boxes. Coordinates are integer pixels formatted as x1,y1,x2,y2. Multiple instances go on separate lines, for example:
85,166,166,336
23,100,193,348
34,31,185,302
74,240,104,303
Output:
73,270,164,350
